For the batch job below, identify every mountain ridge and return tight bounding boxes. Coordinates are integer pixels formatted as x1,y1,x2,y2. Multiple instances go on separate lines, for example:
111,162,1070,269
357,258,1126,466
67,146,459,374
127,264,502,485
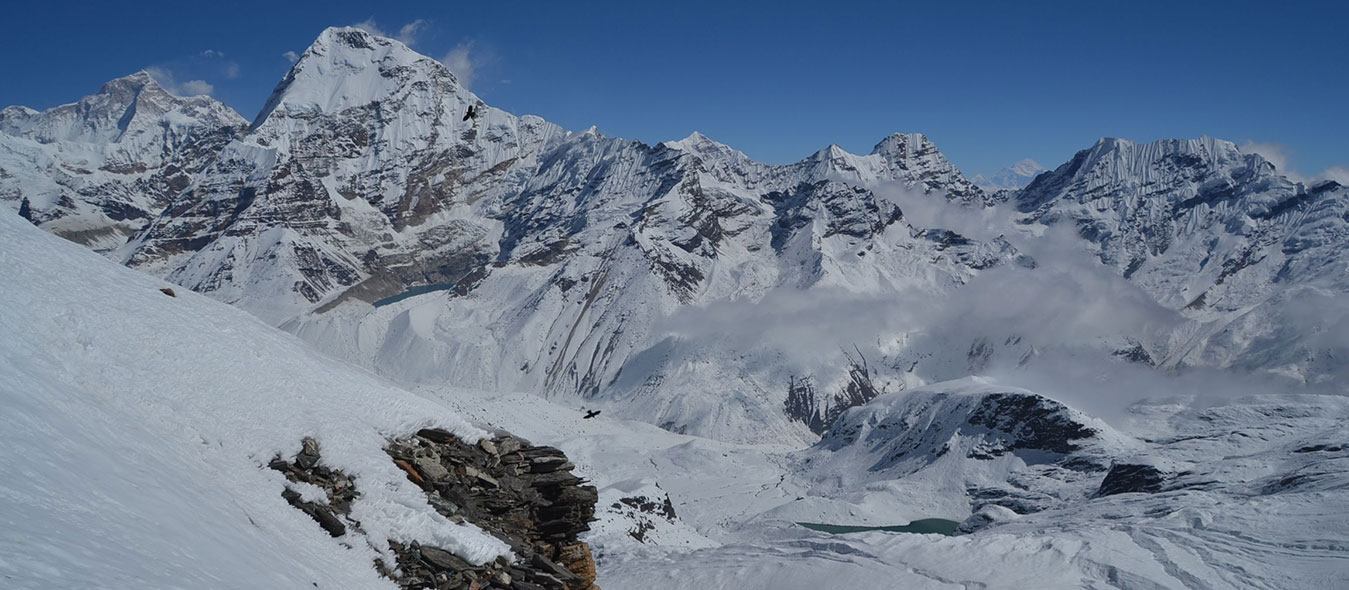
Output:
3,25,1346,445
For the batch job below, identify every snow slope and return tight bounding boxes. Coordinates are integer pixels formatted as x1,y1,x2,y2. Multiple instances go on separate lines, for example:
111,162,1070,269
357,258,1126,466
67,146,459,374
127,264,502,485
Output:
419,376,1349,590
0,210,508,588
3,204,1345,588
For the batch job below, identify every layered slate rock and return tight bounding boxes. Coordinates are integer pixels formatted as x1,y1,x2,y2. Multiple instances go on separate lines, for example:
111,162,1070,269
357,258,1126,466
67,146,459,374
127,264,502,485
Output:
271,432,599,590
386,428,599,590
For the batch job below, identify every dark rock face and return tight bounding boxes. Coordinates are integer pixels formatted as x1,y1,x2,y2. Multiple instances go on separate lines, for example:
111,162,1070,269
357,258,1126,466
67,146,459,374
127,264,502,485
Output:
966,393,1099,456
271,431,599,590
385,428,599,590
784,351,883,434
1096,463,1167,496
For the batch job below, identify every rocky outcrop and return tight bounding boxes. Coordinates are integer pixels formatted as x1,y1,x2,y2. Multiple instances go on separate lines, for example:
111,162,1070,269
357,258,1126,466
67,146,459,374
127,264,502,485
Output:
270,431,599,590
607,493,677,543
806,379,1142,517
784,351,884,434
1096,462,1168,496
386,428,599,590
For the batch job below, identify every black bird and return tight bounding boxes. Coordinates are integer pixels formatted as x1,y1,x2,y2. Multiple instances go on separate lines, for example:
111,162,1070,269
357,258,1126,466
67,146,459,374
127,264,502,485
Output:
583,409,601,419
462,104,477,122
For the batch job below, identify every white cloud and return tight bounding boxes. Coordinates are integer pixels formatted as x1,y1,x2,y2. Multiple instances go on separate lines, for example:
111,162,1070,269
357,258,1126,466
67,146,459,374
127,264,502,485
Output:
351,18,387,37
1241,140,1347,186
283,50,300,64
178,80,215,97
396,19,427,46
1315,165,1349,186
350,18,426,46
144,66,214,97
223,62,240,79
441,41,478,89
1240,140,1299,180
201,49,223,58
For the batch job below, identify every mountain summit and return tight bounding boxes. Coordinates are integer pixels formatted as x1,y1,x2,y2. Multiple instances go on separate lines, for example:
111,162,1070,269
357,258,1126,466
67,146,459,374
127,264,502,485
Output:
0,71,245,250
971,158,1045,191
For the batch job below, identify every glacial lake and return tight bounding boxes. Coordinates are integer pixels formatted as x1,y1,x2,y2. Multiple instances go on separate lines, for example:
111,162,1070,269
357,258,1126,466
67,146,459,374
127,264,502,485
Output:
797,518,960,536
372,283,458,307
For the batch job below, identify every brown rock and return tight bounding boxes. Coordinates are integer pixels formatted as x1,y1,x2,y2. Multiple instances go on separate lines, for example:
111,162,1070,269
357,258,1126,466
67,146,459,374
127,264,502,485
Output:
558,542,597,587
394,459,426,486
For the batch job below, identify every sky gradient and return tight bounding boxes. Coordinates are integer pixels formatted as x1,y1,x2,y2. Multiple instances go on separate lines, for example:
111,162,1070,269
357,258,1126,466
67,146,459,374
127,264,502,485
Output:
2,0,1343,179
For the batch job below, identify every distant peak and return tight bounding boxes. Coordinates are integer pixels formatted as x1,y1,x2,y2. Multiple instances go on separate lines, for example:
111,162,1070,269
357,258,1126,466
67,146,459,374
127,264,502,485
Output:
681,130,713,144
974,158,1048,191
253,26,459,127
314,26,383,49
665,131,742,158
98,70,162,94
871,132,930,155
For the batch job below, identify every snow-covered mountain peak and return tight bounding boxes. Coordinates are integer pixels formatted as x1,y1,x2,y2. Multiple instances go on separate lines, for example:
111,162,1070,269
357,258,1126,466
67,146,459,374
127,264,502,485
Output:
1019,135,1281,213
972,158,1046,191
665,130,738,156
254,26,468,127
1,70,243,145
868,131,931,159
1007,157,1043,176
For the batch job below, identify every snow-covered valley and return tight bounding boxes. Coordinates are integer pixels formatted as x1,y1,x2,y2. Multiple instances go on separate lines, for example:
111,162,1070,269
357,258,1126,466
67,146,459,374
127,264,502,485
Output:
3,24,1348,590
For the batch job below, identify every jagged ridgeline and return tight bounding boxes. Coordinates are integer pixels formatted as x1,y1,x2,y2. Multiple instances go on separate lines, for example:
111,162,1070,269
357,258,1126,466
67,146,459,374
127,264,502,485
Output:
4,27,1347,446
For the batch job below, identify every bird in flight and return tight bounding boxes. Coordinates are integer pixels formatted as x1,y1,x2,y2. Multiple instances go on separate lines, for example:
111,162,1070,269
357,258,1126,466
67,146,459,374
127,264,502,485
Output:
462,104,477,122
583,409,601,419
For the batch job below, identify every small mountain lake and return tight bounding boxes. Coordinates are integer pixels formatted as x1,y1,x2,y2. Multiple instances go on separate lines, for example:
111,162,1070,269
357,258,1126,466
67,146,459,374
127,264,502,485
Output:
372,283,458,307
797,518,960,536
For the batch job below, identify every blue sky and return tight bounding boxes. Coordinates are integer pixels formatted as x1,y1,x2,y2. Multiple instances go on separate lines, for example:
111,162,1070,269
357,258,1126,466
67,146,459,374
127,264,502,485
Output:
2,0,1344,179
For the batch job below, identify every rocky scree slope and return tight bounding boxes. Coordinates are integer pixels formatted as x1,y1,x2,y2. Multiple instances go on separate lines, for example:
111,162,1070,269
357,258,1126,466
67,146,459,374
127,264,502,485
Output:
272,429,599,590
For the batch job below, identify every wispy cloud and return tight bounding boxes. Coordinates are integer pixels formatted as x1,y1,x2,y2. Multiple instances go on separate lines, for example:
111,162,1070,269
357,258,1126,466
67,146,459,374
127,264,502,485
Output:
351,18,427,46
441,41,488,89
350,18,386,37
283,50,300,64
396,19,427,45
1240,140,1298,179
1320,166,1349,185
1240,139,1347,185
144,66,214,97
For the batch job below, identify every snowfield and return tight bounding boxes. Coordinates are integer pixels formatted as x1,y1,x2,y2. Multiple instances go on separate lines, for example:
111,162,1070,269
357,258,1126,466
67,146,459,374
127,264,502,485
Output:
3,206,1348,588
424,379,1349,589
0,211,507,588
